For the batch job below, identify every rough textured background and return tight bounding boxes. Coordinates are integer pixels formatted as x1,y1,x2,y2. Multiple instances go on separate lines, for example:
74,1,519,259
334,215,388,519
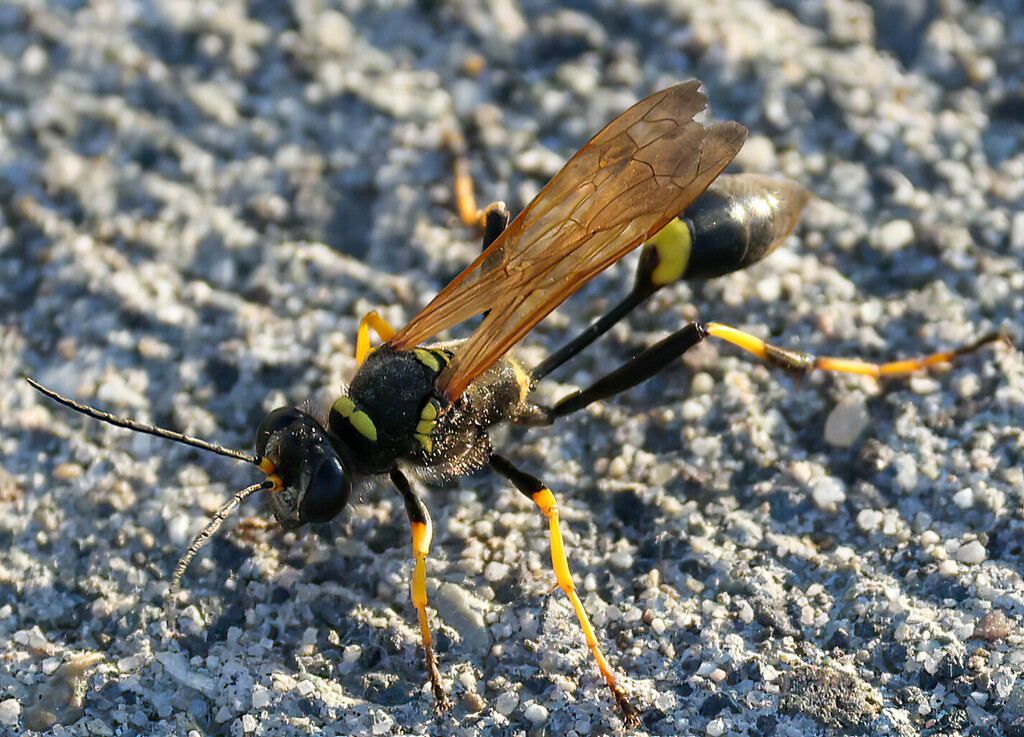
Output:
2,1,1023,735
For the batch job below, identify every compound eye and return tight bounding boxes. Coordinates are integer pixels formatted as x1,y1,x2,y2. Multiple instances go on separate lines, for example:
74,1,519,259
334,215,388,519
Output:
300,455,352,524
255,407,303,457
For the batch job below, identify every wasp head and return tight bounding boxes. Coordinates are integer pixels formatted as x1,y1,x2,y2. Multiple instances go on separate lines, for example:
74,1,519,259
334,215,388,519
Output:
255,407,352,529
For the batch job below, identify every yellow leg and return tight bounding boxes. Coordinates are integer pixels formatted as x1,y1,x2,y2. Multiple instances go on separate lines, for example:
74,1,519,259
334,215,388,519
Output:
355,311,396,367
705,322,1007,379
488,455,639,723
444,130,486,228
444,130,512,244
531,488,639,723
392,471,449,708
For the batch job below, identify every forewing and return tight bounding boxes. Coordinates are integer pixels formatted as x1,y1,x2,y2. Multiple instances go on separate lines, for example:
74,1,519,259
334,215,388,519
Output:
388,81,747,400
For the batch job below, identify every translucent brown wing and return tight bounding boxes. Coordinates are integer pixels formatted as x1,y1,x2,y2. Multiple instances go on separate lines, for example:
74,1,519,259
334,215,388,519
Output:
388,80,747,401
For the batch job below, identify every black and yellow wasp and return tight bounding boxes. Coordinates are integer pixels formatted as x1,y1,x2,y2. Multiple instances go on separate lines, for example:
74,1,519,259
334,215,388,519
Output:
29,80,1001,722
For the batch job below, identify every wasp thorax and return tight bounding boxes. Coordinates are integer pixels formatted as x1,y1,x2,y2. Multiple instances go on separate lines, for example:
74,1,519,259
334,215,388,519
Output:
255,407,352,528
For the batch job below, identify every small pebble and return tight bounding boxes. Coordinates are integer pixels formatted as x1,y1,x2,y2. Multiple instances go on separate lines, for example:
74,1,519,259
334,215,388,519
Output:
494,690,518,716
691,372,714,395
372,710,394,735
956,540,986,564
52,462,83,481
483,561,510,582
953,489,974,509
251,687,272,709
524,702,549,724
0,699,20,727
811,477,846,511
823,401,870,448
876,219,915,252
857,509,884,531
462,693,486,713
973,610,1012,641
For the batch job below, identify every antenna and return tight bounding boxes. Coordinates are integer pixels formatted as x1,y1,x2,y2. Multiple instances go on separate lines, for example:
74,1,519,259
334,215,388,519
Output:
26,378,280,629
165,479,274,629
27,378,259,465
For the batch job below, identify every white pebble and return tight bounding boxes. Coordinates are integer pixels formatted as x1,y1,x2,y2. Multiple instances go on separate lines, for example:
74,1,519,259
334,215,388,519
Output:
495,690,519,716
21,45,48,75
484,561,510,582
0,699,20,727
608,456,629,478
524,703,549,724
876,219,915,252
956,540,986,564
697,661,717,677
857,509,884,531
251,686,272,709
755,274,781,302
824,401,870,448
738,601,754,624
811,477,847,511
691,372,714,395
610,550,634,569
707,717,726,736
953,489,974,509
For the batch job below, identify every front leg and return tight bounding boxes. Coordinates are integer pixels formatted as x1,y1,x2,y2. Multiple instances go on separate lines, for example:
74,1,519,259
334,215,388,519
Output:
391,469,449,709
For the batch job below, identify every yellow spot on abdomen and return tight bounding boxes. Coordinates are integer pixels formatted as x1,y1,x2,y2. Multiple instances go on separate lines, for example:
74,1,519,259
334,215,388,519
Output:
647,219,692,286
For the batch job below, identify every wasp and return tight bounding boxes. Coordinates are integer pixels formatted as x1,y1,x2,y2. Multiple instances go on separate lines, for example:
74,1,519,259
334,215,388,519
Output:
29,81,1003,723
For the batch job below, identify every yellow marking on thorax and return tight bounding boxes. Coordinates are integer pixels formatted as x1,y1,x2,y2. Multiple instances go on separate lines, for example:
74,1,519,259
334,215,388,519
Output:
509,358,531,403
413,348,442,373
647,218,692,286
332,396,378,442
413,397,442,455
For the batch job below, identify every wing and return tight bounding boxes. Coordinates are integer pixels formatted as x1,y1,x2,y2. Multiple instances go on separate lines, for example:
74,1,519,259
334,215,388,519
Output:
388,80,748,401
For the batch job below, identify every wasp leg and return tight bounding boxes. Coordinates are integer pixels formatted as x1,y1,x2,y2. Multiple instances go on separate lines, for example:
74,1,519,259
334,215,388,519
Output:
445,129,509,237
545,321,1007,421
531,289,649,383
355,311,397,366
488,454,640,725
548,323,708,420
703,323,1008,378
479,202,510,251
391,470,449,709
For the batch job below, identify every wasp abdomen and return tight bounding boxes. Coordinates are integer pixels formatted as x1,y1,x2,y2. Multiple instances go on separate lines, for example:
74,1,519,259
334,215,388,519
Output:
637,173,809,288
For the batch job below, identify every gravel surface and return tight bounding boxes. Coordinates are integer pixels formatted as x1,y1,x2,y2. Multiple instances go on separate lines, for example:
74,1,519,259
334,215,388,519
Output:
2,1,1023,736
